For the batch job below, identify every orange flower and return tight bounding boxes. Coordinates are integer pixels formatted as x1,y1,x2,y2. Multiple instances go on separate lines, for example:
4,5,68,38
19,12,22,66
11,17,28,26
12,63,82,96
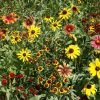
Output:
2,12,19,24
57,63,72,78
23,16,35,29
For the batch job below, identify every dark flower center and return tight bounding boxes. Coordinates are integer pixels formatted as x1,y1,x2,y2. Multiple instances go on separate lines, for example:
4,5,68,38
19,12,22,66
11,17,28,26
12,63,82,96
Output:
95,66,100,71
15,37,18,41
69,49,74,53
62,10,67,14
31,30,35,34
95,40,100,45
53,23,57,27
23,53,26,56
46,16,50,18
86,85,91,89
72,7,77,11
26,19,32,25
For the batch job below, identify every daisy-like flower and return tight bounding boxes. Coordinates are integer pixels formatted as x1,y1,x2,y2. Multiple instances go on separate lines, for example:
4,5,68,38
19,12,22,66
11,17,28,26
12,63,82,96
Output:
11,31,21,44
37,66,44,73
71,4,80,13
65,45,80,59
57,63,72,78
17,48,31,62
51,21,61,31
88,25,95,32
88,58,100,78
2,12,19,24
59,8,72,20
64,24,75,34
44,16,54,22
82,84,97,96
91,35,100,49
23,16,35,29
28,25,40,42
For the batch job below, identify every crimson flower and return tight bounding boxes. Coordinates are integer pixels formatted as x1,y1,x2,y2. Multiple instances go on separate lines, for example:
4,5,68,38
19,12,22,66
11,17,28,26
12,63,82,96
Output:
2,79,8,86
64,24,75,34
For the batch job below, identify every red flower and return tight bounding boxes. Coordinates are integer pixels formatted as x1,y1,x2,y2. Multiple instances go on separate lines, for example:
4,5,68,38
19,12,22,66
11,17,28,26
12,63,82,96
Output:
64,24,75,34
2,12,19,24
29,87,38,96
16,74,24,79
2,79,7,86
9,72,15,78
22,93,28,99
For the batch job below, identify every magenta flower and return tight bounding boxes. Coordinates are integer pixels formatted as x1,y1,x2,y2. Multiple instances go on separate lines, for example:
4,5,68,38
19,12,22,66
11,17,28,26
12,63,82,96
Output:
91,35,100,49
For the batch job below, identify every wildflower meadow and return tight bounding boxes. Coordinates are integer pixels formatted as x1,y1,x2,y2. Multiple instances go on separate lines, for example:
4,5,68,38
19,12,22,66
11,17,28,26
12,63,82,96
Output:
0,0,100,100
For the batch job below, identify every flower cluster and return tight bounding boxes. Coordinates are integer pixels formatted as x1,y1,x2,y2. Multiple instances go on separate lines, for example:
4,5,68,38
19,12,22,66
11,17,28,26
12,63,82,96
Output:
0,0,100,100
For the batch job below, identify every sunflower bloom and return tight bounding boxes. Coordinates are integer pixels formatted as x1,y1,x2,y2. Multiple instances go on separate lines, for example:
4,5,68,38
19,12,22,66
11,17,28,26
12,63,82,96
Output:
88,58,100,78
82,84,97,96
51,21,61,31
17,48,31,62
59,8,72,20
65,45,80,59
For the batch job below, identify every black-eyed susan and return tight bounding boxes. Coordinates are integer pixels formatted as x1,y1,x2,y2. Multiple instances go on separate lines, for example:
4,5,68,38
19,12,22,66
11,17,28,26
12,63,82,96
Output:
37,66,44,73
11,31,21,44
51,21,61,31
59,8,72,20
65,45,80,59
88,58,100,78
44,16,54,22
71,4,80,13
17,48,31,62
82,84,97,96
28,25,40,42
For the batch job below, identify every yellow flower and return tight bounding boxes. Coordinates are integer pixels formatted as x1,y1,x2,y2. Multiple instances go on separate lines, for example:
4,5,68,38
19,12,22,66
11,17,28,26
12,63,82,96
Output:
55,82,62,88
88,26,95,32
37,66,44,73
11,31,21,44
59,8,72,20
28,25,40,42
82,84,97,96
95,50,100,54
17,48,31,62
88,58,100,78
71,4,80,13
44,16,54,22
51,21,61,31
65,45,80,59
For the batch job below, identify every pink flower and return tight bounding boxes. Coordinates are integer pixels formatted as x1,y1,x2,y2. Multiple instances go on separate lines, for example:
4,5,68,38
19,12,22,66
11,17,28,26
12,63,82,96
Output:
91,35,100,49
57,63,72,78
